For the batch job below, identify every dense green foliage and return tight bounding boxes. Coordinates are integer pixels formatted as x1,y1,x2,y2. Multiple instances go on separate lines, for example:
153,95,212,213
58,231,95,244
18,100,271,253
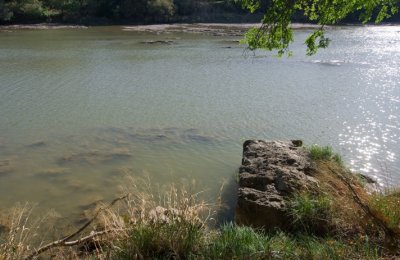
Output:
0,0,245,23
3,0,398,26
240,0,400,55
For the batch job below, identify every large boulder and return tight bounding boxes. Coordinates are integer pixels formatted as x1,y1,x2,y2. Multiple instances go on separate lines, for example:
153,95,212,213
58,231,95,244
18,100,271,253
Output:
235,140,318,231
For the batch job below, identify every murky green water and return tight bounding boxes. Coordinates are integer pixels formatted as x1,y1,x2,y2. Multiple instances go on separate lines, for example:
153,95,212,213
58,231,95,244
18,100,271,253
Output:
0,25,399,221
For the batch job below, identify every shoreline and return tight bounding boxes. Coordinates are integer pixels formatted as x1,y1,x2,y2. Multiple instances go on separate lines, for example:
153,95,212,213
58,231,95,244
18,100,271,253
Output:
1,22,399,36
1,142,399,258
0,23,89,30
1,22,399,31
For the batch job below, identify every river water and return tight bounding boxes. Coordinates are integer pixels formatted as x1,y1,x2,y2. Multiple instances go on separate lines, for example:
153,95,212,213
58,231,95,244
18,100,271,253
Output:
0,25,399,221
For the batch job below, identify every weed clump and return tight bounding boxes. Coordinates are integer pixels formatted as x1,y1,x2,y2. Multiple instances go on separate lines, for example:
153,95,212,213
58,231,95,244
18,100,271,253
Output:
204,223,270,258
288,193,332,235
368,191,400,234
309,145,343,165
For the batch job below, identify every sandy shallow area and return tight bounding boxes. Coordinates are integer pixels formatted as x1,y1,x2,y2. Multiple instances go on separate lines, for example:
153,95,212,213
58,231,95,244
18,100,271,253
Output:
122,23,320,36
0,23,320,33
0,23,88,30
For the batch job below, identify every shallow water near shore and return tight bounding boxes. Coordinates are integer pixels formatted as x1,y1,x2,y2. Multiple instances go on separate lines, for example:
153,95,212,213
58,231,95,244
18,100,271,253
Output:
0,25,399,222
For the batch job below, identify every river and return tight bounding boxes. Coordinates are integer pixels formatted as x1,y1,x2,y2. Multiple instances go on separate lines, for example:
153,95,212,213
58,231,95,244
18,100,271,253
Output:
0,25,399,221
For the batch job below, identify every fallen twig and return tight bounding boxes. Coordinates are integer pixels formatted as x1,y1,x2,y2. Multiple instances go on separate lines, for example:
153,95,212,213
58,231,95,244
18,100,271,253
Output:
327,166,398,239
25,194,129,259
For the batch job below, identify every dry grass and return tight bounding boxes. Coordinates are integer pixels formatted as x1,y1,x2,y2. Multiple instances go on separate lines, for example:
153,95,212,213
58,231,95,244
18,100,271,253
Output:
0,203,62,259
308,161,370,236
99,176,213,259
0,203,36,259
300,159,400,255
0,176,215,259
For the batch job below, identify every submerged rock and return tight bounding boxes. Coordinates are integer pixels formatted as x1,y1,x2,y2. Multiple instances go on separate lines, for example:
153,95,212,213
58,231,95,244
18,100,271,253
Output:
0,210,10,235
0,223,9,236
74,197,104,227
235,140,317,231
140,40,175,45
97,126,219,145
34,167,68,177
58,148,132,165
0,159,14,177
26,141,47,148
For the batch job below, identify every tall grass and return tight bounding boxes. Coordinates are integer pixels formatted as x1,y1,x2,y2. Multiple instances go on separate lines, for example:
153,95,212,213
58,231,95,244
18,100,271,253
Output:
203,225,380,259
0,203,61,259
288,193,332,234
98,177,213,259
204,223,271,258
368,190,400,233
0,203,35,259
0,177,213,259
309,145,343,166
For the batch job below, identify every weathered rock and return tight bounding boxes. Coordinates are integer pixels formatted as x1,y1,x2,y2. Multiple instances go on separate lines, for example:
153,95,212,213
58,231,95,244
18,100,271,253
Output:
235,140,318,231
148,206,201,225
149,206,174,224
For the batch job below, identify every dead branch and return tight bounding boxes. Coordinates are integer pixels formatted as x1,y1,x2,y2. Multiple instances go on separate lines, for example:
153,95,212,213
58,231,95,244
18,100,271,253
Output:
327,166,397,239
24,194,129,260
63,228,124,247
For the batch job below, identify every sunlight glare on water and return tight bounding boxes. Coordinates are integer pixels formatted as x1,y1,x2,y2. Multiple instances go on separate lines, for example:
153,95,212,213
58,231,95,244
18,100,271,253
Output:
334,27,400,185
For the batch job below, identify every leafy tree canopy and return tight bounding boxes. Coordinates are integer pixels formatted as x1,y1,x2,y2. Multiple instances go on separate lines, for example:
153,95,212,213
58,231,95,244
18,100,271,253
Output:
239,0,399,55
0,0,235,23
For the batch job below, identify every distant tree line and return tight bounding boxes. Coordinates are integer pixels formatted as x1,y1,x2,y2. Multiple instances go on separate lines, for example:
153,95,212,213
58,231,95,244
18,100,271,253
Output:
0,0,253,24
0,0,399,24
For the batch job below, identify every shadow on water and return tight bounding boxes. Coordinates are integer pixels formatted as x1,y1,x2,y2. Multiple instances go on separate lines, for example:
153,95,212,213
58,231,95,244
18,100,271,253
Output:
214,173,238,225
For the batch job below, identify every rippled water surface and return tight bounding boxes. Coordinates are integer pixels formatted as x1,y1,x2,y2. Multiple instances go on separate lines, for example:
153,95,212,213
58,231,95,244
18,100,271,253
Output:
0,26,399,220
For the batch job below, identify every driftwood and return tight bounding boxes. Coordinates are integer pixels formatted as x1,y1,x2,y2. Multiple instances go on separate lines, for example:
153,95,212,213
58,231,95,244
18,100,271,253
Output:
25,194,129,260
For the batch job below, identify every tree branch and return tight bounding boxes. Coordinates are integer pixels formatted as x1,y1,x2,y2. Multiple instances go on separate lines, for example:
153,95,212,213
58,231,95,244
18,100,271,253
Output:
327,167,397,238
24,194,129,259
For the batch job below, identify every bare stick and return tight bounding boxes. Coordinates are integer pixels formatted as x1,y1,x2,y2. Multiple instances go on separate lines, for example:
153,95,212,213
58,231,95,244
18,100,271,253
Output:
63,228,124,247
327,166,397,238
25,194,129,259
